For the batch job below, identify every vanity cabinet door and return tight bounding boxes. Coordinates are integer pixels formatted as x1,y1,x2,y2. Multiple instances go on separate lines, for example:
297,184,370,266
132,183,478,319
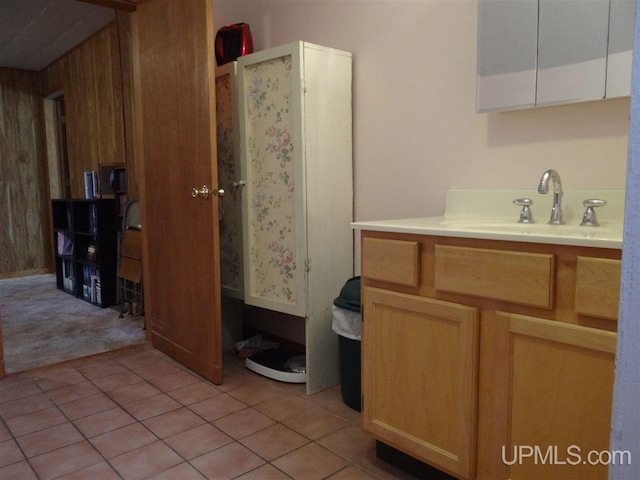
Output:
607,0,636,98
535,0,610,106
479,311,616,480
476,0,538,112
362,287,480,480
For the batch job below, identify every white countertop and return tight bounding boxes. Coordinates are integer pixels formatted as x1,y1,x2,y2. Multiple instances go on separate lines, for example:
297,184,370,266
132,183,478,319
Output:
352,189,625,250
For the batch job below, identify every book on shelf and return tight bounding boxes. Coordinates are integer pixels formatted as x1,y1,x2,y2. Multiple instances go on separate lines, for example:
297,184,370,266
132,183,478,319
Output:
90,275,97,302
89,203,98,234
82,266,101,303
56,232,73,255
62,259,75,291
84,171,99,199
96,279,102,304
86,241,97,261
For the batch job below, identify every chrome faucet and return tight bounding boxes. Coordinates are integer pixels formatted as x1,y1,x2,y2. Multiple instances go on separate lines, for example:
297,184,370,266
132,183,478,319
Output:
538,169,565,225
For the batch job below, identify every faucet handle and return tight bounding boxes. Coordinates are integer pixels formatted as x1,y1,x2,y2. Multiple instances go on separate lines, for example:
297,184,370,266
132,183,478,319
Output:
513,198,534,223
581,199,607,227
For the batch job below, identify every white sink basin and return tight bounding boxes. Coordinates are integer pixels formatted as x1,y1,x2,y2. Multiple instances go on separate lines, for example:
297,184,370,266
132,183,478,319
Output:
352,189,625,249
352,216,623,249
438,219,622,239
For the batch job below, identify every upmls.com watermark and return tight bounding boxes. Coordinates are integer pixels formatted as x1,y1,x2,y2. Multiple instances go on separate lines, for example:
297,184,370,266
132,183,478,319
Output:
502,445,632,466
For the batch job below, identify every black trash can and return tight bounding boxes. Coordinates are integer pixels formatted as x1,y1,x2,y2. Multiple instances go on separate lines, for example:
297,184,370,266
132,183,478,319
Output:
333,276,362,411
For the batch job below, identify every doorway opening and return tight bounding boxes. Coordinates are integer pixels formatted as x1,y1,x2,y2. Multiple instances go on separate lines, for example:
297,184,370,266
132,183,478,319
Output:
43,92,71,200
54,95,71,199
0,94,145,377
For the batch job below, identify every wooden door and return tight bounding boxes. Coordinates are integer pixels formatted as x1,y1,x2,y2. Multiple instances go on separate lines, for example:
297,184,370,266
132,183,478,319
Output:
362,287,480,480
133,0,222,383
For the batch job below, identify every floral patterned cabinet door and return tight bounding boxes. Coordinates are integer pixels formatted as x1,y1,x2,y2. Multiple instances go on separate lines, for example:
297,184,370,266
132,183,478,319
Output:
241,51,300,314
215,62,243,299
238,42,353,394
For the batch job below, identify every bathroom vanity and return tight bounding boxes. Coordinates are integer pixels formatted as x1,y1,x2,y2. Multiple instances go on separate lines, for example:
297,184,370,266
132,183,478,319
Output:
353,189,623,480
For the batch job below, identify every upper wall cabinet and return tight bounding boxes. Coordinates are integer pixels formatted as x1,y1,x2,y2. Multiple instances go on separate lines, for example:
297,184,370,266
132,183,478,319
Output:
477,0,636,112
608,0,637,98
476,0,538,112
537,0,610,106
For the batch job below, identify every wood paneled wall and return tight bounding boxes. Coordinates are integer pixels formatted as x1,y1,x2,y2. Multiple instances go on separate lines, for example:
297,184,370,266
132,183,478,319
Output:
1,18,138,278
0,68,52,277
40,21,138,199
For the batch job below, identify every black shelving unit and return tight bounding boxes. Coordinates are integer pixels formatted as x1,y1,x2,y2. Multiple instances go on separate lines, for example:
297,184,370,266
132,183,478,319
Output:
52,199,117,307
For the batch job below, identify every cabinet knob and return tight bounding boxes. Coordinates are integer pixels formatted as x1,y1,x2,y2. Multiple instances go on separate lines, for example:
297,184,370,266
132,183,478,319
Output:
191,185,224,200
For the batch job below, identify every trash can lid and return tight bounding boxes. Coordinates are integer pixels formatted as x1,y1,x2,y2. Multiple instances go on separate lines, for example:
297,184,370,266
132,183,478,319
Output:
333,276,361,312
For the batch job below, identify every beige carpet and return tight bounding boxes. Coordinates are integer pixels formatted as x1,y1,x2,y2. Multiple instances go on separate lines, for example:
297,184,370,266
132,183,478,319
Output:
0,273,146,374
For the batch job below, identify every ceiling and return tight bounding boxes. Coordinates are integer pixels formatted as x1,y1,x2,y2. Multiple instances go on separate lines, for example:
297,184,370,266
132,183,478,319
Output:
0,0,116,72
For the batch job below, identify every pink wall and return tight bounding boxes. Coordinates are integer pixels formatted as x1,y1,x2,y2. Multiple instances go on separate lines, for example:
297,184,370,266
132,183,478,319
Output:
214,0,629,221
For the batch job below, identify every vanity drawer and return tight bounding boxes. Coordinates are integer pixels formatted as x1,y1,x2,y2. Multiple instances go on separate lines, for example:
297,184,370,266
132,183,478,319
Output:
434,245,555,308
575,257,621,320
362,237,421,287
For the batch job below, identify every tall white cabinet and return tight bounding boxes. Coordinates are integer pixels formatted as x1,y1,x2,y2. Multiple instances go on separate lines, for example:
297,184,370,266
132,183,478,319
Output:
236,42,353,394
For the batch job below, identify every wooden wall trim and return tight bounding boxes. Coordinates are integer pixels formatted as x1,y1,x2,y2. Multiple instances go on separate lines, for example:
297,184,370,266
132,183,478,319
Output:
0,269,54,280
116,11,138,200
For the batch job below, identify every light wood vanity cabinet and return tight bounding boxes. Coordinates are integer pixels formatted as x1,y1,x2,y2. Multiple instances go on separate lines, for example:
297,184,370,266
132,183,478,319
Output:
360,231,621,480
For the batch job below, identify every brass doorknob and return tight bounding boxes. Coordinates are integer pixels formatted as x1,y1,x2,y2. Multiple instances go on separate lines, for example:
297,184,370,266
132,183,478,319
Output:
191,185,224,199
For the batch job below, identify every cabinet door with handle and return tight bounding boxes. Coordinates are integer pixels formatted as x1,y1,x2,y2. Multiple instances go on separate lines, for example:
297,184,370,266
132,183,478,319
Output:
479,311,616,480
362,287,480,480
237,43,307,317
